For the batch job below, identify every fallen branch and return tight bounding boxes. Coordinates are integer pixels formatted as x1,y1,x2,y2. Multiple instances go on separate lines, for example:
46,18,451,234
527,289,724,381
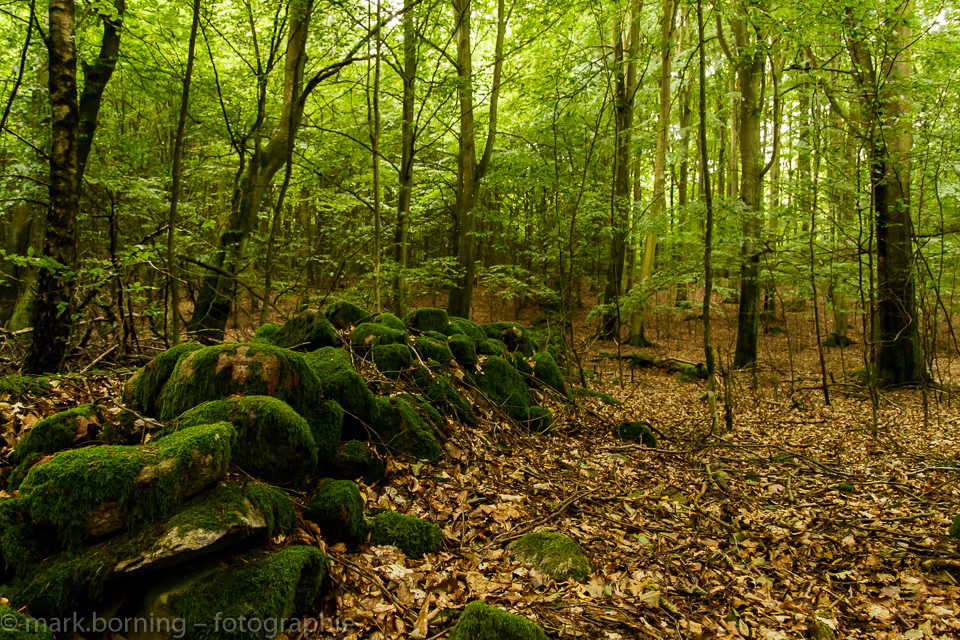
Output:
595,352,707,380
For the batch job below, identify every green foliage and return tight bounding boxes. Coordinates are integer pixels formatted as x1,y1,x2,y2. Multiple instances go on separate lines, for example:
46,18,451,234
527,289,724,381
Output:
369,510,443,559
508,532,591,583
449,601,548,640
306,479,368,545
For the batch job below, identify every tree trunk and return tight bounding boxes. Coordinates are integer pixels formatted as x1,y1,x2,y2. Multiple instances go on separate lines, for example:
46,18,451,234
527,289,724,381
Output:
23,0,79,374
393,0,417,316
189,0,314,342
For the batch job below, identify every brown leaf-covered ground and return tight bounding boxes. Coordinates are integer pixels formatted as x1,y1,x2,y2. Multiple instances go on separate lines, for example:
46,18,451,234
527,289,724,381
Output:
3,298,960,640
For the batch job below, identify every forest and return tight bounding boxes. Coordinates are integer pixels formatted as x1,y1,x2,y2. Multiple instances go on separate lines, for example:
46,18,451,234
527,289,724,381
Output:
1,0,960,638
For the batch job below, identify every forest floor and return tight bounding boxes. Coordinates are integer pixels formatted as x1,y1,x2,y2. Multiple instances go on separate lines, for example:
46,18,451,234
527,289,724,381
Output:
3,293,960,639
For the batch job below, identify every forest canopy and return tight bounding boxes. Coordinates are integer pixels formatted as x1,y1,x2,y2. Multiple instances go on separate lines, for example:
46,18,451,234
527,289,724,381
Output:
0,0,958,383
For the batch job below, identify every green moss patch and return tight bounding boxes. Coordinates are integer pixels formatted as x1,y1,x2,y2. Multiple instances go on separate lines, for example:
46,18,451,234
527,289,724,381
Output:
369,510,442,559
449,600,547,640
403,308,449,334
612,421,658,447
570,387,622,405
371,397,441,462
476,338,509,357
123,342,203,418
951,514,960,539
483,322,533,356
446,317,485,341
272,308,339,351
350,322,408,351
324,300,371,329
533,351,569,398
329,440,386,484
307,479,368,545
11,404,103,465
470,356,535,420
372,312,407,332
305,347,375,440
508,531,591,583
159,545,327,640
0,602,55,639
0,375,52,398
252,322,281,343
158,343,340,460
448,334,478,369
17,422,235,545
413,336,454,366
372,343,416,377
424,375,474,425
166,396,318,483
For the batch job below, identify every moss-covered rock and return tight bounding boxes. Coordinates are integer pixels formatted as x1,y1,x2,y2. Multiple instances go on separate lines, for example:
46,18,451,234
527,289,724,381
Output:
251,322,281,343
0,603,55,639
372,312,407,332
612,421,658,447
273,308,339,351
413,336,454,366
476,338,509,357
306,479,368,545
470,356,535,421
159,343,340,457
323,300,371,329
449,601,548,640
165,396,318,483
533,351,568,398
508,531,591,582
949,514,960,539
369,510,442,559
137,546,326,640
350,322,408,351
304,347,375,439
483,322,533,356
0,375,52,398
329,440,386,484
448,334,479,369
522,406,554,434
371,397,441,462
510,351,534,376
424,375,474,425
372,343,416,377
15,422,235,545
11,404,104,465
403,307,449,334
401,393,443,427
446,317,485,341
123,342,203,418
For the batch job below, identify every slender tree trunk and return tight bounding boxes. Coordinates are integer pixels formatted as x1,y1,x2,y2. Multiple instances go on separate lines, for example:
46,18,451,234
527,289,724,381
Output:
167,0,200,345
24,0,79,374
394,0,417,316
369,0,383,312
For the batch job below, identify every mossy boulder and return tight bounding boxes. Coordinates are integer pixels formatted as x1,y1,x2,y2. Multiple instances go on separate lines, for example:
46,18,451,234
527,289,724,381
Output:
369,510,442,559
350,322,407,351
123,342,203,418
305,347,375,439
329,440,386,484
950,514,960,539
508,531,591,583
158,344,340,455
272,308,338,351
522,406,555,434
306,479,368,545
371,312,407,332
510,352,534,376
403,307,449,334
470,356,535,419
11,403,104,465
0,603,54,639
446,317,485,341
134,545,326,640
476,338,509,357
412,336,454,366
372,343,416,377
448,334,479,369
14,422,235,545
424,375,474,425
323,300,371,329
251,322,281,343
612,421,658,447
6,482,295,618
449,600,548,640
533,351,568,398
371,397,441,462
165,396,318,483
483,322,533,356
